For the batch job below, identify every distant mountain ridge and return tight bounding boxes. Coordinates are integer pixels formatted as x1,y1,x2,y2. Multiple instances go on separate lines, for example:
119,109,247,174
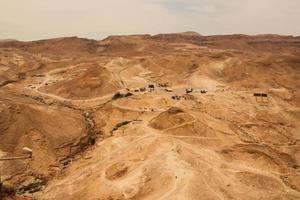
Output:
0,33,299,55
0,39,18,43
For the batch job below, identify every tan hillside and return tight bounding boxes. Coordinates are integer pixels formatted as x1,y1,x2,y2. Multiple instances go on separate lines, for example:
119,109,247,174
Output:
0,33,300,200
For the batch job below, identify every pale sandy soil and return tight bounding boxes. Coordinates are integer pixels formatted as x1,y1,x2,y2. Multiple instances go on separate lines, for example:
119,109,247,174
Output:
0,33,299,200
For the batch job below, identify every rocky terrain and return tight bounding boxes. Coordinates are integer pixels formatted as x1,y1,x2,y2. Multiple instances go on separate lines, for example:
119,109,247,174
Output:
0,32,300,200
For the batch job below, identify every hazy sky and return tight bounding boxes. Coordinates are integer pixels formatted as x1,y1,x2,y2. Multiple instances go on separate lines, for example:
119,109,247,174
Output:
1,0,299,41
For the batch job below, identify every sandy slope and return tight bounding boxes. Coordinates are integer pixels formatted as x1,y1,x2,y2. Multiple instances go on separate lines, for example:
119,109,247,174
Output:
0,33,300,200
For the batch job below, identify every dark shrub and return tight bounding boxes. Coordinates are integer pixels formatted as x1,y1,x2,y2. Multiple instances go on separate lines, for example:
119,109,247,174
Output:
112,92,124,100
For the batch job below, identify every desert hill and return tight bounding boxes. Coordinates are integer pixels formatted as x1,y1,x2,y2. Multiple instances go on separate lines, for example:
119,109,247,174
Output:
0,37,97,56
0,33,300,200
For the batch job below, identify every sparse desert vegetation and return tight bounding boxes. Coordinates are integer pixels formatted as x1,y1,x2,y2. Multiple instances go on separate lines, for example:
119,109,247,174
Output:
0,33,300,199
